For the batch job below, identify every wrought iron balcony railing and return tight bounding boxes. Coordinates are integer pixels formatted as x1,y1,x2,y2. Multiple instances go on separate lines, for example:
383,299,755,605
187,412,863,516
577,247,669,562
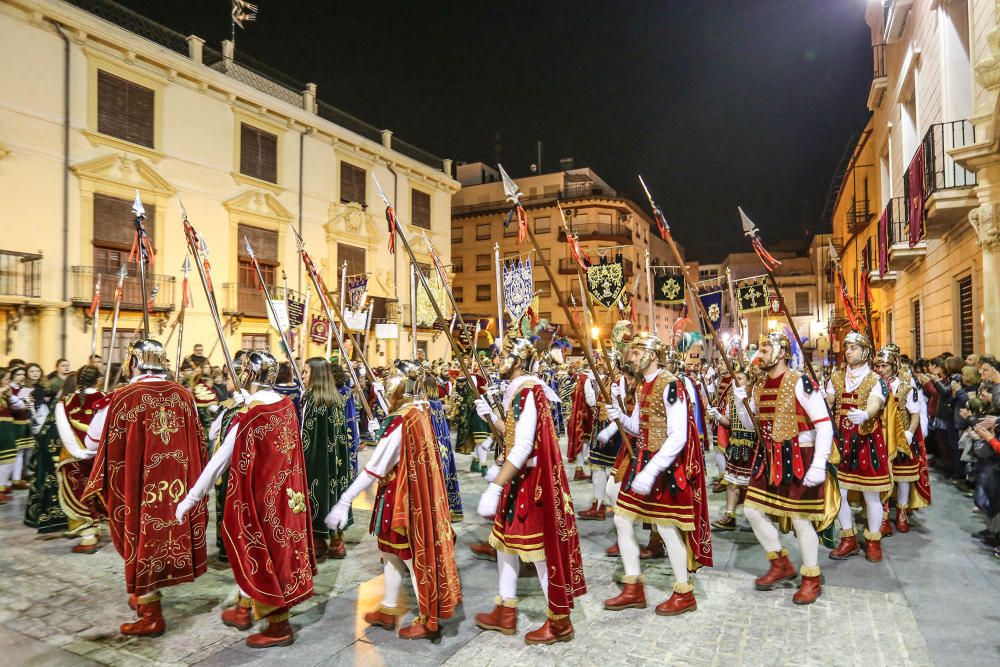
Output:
847,199,873,233
922,120,976,195
557,222,633,243
70,266,175,312
221,283,305,319
0,250,42,299
884,196,908,246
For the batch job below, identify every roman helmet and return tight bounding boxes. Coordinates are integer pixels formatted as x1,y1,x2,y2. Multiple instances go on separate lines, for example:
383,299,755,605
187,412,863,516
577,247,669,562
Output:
627,331,666,375
125,338,168,374
382,359,424,411
604,349,625,377
499,337,537,379
843,330,873,361
239,350,279,388
874,345,899,376
755,331,793,370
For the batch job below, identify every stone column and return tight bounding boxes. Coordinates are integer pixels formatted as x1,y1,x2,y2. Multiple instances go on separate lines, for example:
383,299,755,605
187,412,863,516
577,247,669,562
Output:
35,306,61,368
186,35,204,64
969,198,1000,354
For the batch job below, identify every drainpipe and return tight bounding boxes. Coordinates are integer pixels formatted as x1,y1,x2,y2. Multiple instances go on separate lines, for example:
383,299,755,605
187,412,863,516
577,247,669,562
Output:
54,22,70,358
298,130,304,291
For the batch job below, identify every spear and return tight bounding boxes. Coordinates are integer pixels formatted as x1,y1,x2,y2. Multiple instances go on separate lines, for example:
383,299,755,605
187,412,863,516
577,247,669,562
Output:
244,236,303,387
180,199,241,390
131,191,152,336
639,176,758,433
103,264,128,391
289,225,382,420
372,173,503,442
499,164,630,446
174,255,192,378
88,275,102,358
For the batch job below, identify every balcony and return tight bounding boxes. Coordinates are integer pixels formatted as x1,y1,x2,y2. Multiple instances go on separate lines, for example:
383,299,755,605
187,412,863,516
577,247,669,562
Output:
222,283,306,319
883,0,913,44
557,257,634,276
557,222,632,244
452,186,615,216
921,120,978,236
846,198,874,234
867,44,888,110
883,197,925,272
0,250,42,303
70,266,175,312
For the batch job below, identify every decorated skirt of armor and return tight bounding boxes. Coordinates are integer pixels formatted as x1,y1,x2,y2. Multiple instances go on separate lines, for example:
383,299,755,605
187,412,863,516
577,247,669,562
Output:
587,404,623,469
745,371,825,518
720,388,756,486
831,371,892,492
369,416,411,560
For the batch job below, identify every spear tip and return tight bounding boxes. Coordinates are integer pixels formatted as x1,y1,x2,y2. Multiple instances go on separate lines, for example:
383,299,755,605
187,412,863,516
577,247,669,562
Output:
738,206,758,237
243,235,255,257
132,190,145,218
117,264,128,279
177,195,187,221
181,255,191,273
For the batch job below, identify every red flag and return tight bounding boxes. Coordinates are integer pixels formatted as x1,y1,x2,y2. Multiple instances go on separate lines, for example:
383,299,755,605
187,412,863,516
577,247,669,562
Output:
567,234,591,271
515,204,527,244
906,148,926,247
385,206,397,254
87,290,101,318
877,208,889,278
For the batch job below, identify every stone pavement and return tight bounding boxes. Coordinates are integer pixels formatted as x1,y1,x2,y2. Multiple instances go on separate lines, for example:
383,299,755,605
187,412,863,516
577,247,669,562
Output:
2,442,999,667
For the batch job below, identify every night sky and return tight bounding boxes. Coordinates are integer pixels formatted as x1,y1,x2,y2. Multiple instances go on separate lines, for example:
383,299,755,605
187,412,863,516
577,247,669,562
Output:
112,0,873,261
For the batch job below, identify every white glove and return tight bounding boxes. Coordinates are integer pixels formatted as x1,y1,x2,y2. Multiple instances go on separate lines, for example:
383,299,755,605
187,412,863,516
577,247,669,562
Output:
606,403,622,421
597,424,616,445
76,447,97,461
904,430,914,445
610,383,623,400
847,408,869,425
174,495,197,523
475,398,496,421
802,465,826,487
733,386,747,401
325,498,352,530
372,380,384,395
477,482,503,518
209,404,219,414
367,419,379,437
485,464,501,483
630,465,660,496
707,407,723,421
485,383,500,398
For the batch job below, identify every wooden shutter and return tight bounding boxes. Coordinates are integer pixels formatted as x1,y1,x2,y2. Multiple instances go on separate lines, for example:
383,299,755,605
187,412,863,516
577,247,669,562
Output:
93,194,156,250
239,124,278,183
412,190,431,229
340,162,366,204
238,224,278,263
97,70,155,148
337,243,366,282
959,276,973,358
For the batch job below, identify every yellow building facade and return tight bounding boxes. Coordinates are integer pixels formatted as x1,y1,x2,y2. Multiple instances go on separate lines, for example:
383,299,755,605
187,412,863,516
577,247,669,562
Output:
832,0,1000,359
0,0,459,370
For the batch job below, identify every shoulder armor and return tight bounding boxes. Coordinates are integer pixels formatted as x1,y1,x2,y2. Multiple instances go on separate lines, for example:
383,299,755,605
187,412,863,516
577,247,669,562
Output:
666,380,678,405
801,373,816,395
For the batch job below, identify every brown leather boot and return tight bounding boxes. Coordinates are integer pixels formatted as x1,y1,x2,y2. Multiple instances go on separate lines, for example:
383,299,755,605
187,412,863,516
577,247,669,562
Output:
475,604,518,635
640,531,665,559
865,538,883,563
754,555,796,590
399,617,440,641
578,501,606,521
221,600,253,631
328,536,347,559
470,541,497,561
364,609,399,630
829,535,860,560
792,575,822,605
127,594,139,612
246,613,293,649
895,508,910,533
711,513,738,531
605,542,620,557
880,518,893,538
604,582,646,610
525,617,574,645
120,600,166,637
655,590,697,616
573,467,590,481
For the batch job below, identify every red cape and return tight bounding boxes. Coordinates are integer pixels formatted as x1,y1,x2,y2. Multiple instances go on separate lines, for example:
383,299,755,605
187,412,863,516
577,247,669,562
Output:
83,379,208,595
566,374,595,462
680,395,713,569
222,397,316,611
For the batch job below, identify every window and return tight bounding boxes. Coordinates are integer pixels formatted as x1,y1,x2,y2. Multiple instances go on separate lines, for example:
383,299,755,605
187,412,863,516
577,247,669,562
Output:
534,216,551,233
92,193,155,309
97,70,154,148
504,222,519,238
337,243,366,283
101,328,142,368
242,333,270,352
912,299,922,357
452,259,464,273
958,276,974,358
238,225,278,317
452,228,463,244
476,254,490,271
476,284,491,301
476,223,491,240
794,291,811,316
454,286,464,303
340,162,366,205
537,281,552,297
239,123,278,184
412,190,431,229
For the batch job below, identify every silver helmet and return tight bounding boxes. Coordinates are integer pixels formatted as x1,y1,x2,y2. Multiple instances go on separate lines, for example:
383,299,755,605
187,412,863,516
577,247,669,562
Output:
239,350,279,388
126,338,168,373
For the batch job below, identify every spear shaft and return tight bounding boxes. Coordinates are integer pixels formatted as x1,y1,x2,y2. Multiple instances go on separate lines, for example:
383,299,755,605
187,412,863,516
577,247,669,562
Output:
244,238,303,388
102,266,128,391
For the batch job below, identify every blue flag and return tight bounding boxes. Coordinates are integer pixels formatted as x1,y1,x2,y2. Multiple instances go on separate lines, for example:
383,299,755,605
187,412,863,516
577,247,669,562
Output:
698,289,724,333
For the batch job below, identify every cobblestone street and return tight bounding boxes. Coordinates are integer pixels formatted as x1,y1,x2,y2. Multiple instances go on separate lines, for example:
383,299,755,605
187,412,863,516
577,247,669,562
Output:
2,443,999,667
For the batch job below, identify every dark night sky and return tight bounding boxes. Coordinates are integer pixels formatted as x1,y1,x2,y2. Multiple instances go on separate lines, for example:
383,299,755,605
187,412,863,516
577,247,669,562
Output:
113,0,873,261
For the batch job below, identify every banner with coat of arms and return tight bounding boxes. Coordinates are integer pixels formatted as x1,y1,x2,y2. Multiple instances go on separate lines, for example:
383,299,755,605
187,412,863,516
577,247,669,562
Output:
654,272,685,304
503,258,534,321
309,315,331,343
415,269,452,327
347,274,368,312
737,282,769,313
286,293,305,327
586,258,626,310
698,289,724,332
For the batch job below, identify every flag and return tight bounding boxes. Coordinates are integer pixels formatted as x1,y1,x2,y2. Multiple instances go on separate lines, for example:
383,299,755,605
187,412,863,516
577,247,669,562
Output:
653,273,685,304
347,274,368,312
737,282,769,312
906,147,926,247
877,208,889,277
384,206,397,254
566,233,590,271
310,315,330,344
502,259,534,321
87,282,101,318
286,292,305,326
768,294,784,316
698,289,724,333
586,258,627,309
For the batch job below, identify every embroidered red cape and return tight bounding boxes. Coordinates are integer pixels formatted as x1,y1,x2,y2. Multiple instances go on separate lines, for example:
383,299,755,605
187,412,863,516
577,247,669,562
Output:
222,397,316,611
566,373,595,462
680,393,713,570
389,403,461,629
83,379,208,595
523,383,587,614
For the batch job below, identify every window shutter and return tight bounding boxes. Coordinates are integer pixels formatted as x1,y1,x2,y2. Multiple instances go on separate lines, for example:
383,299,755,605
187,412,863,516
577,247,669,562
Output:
238,224,278,262
93,194,156,249
337,243,366,283
97,70,154,148
240,124,278,183
340,163,367,204
412,190,431,229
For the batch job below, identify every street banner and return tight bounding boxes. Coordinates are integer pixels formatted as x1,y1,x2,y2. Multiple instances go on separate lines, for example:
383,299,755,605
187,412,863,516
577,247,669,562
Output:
698,289,724,333
654,272,685,304
586,258,626,309
503,258,534,321
737,282,769,313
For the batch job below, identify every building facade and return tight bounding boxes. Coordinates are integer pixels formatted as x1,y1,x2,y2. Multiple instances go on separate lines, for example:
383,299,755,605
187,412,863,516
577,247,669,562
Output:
832,0,1000,360
450,163,686,346
0,0,459,370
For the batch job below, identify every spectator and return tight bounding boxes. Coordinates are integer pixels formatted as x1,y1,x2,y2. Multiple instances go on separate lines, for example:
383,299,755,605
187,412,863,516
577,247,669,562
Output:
88,354,104,375
46,358,71,395
180,344,207,372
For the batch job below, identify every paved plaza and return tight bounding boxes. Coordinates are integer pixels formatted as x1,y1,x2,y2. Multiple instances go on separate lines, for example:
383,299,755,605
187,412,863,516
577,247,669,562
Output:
2,442,999,667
